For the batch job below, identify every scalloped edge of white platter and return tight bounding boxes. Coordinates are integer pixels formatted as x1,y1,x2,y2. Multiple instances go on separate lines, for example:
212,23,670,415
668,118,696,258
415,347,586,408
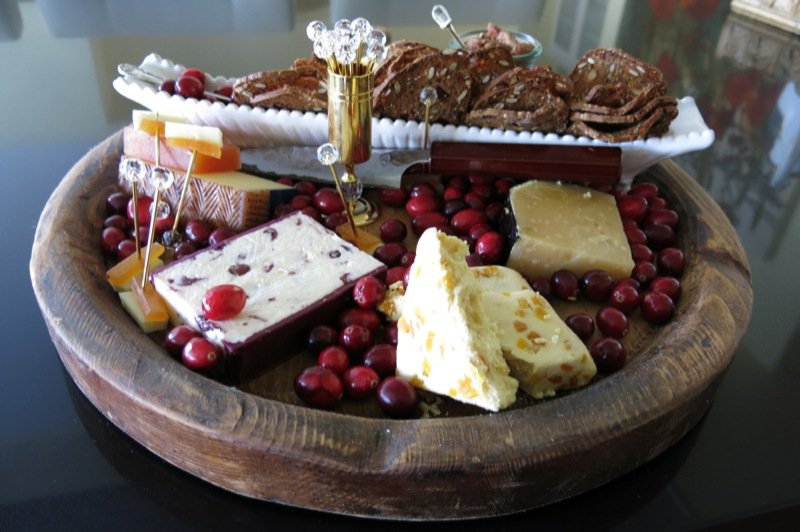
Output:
113,53,715,182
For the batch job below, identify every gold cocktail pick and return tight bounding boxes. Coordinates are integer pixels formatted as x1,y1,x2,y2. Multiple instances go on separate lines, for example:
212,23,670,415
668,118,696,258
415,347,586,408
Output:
121,158,145,259
419,86,439,149
431,5,466,49
317,143,358,237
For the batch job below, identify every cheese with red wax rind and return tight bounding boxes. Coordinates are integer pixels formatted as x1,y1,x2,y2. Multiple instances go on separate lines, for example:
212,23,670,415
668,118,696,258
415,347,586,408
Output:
164,122,223,158
106,242,165,291
505,181,634,280
123,126,240,174
118,156,294,231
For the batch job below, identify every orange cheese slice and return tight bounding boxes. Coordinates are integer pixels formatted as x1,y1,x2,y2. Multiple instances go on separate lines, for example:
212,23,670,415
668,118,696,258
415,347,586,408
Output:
106,243,165,291
129,279,169,323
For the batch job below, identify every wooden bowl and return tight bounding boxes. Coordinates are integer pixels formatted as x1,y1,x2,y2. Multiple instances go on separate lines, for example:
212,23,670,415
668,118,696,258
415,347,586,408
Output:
30,131,752,520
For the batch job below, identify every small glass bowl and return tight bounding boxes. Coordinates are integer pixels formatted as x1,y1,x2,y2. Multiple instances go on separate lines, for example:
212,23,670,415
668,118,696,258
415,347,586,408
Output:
454,30,543,67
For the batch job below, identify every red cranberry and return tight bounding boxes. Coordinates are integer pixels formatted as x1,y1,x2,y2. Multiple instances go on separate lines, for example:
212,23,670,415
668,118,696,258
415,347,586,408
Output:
386,266,408,286
301,205,322,222
106,192,131,215
451,209,487,234
379,219,407,242
403,266,413,290
343,366,380,399
443,186,464,201
202,284,247,320
615,277,641,291
116,239,137,260
443,199,468,218
468,175,493,186
214,85,233,99
494,178,514,198
294,180,317,197
641,291,675,324
618,195,649,221
378,187,407,207
648,196,669,210
363,344,397,378
377,377,418,418
484,202,505,224
469,223,492,243
411,212,448,235
384,322,399,345
164,325,200,359
373,242,407,267
551,270,579,300
650,276,682,301
100,226,126,255
273,204,293,219
632,261,658,286
313,188,344,215
353,276,386,309
644,223,676,249
184,220,211,246
631,243,655,263
580,270,615,302
447,176,469,191
405,195,440,218
324,212,348,230
474,231,504,264
104,214,130,231
290,194,312,210
622,218,640,231
294,366,343,408
409,182,438,198
159,79,176,94
470,183,494,200
277,177,294,186
399,252,416,267
208,227,236,246
463,191,486,210
180,68,206,84
173,241,196,259
596,307,629,338
529,276,552,298
646,209,679,229
306,325,338,354
127,195,153,225
338,307,382,332
182,337,220,371
590,337,627,373
565,313,595,341
317,346,350,376
175,75,205,99
629,182,660,199
625,226,647,245
657,247,685,277
465,253,484,267
339,324,373,356
609,284,641,314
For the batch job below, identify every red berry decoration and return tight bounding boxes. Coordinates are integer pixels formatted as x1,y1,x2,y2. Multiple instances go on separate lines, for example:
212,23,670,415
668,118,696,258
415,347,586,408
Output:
657,247,685,277
164,325,200,359
632,261,658,286
116,239,137,261
100,226,126,255
565,313,595,341
386,266,408,286
580,270,614,302
377,377,418,418
294,366,343,409
343,366,380,399
339,324,373,356
450,208,487,234
629,182,660,199
644,223,676,249
180,68,206,84
551,269,579,300
474,231,504,264
208,227,236,246
159,79,176,94
300,206,320,221
624,226,648,246
295,180,318,197
399,252,416,267
363,344,397,378
373,242,407,267
324,212,348,230
443,186,464,201
465,253,483,267
529,276,552,298
290,195,313,210
447,176,469,191
106,192,131,215
641,291,675,324
650,276,682,302
174,241,196,259
645,209,679,229
379,219,407,242
596,307,629,338
127,195,153,225
104,214,130,231
609,283,641,314
443,199,467,218
353,276,386,309
378,187,407,207
202,284,247,320
313,188,344,215
384,322,399,345
317,346,350,376
630,243,655,263
411,212,448,235
463,191,486,210
306,325,338,354
405,195,440,218
184,219,211,246
409,182,438,198
182,337,220,371
590,337,627,373
338,307,382,332
617,195,648,221
175,75,205,99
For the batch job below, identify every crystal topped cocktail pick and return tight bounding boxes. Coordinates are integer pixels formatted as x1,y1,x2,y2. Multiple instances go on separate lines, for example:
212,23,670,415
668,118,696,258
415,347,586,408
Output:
317,143,358,237
121,158,146,258
420,86,439,149
431,5,465,49
141,166,174,287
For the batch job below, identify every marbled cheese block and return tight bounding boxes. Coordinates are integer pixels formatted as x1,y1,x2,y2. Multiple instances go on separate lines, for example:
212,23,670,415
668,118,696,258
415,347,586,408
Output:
118,156,294,231
151,212,385,380
506,181,634,280
396,229,518,412
482,289,597,398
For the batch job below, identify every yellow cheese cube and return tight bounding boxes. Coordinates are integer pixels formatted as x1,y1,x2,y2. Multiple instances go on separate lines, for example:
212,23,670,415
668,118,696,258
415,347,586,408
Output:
106,243,165,292
119,291,169,333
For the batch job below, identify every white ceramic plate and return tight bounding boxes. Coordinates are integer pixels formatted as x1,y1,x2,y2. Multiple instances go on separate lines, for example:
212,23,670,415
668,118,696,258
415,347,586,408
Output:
113,53,715,183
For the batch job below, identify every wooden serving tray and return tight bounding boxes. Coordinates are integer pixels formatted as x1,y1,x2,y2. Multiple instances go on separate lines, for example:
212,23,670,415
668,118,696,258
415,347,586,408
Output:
30,131,752,520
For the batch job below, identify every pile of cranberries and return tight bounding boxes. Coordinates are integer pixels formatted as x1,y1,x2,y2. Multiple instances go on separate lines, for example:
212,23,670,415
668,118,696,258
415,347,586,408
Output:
294,275,419,418
157,67,233,103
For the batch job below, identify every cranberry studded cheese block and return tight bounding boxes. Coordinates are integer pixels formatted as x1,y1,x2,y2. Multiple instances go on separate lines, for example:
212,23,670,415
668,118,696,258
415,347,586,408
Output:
396,229,518,412
118,156,294,231
482,289,596,399
151,212,386,380
505,181,634,281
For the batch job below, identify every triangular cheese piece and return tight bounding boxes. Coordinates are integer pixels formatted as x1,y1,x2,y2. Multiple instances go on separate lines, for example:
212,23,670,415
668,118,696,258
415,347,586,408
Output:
396,229,518,411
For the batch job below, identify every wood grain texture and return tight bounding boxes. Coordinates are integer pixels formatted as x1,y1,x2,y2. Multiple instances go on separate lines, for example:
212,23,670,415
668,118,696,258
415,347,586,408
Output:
30,130,752,520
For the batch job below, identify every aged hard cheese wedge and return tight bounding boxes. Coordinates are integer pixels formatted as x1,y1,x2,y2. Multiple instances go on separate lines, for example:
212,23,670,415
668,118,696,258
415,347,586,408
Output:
123,126,241,174
396,229,518,412
505,181,634,280
118,156,294,231
151,212,386,381
482,289,596,399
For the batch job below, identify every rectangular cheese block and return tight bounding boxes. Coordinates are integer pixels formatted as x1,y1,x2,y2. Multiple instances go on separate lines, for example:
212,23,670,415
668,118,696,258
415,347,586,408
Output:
481,289,596,398
151,212,386,381
123,126,240,174
119,291,169,333
396,229,518,412
505,181,634,280
118,156,294,231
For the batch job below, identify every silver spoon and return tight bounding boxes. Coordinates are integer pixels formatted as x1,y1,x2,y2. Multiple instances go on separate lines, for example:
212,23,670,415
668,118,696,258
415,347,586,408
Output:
117,63,232,102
